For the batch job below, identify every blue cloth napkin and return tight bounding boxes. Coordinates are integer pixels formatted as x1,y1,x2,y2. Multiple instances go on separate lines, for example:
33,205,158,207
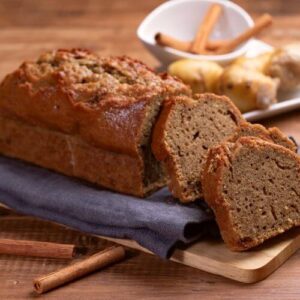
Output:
0,156,214,258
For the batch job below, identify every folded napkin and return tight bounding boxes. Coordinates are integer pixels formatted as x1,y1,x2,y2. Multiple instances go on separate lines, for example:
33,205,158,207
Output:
0,156,214,258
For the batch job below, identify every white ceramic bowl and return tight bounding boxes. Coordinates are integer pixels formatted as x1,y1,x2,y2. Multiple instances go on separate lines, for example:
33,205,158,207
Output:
137,0,254,65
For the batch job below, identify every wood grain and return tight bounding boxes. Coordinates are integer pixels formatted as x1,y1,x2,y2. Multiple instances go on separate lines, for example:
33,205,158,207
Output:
0,0,300,299
101,227,300,283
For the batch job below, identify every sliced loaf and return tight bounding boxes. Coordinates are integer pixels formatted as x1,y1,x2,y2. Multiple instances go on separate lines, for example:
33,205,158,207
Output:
152,93,244,202
202,137,300,251
0,49,190,197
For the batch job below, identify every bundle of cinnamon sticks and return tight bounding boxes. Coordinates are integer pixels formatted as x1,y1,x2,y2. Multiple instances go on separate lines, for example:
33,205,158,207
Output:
155,4,273,55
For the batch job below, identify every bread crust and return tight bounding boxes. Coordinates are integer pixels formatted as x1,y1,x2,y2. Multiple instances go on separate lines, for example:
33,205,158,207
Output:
0,49,189,157
202,136,300,251
202,141,246,250
0,116,166,197
268,126,298,152
228,122,297,152
151,99,175,161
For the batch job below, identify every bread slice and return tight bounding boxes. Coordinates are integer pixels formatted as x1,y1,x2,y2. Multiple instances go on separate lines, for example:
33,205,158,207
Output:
152,93,244,202
202,137,300,251
229,122,297,153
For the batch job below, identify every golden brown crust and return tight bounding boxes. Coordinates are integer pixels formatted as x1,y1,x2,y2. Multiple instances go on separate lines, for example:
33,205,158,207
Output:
0,116,165,197
228,122,297,153
0,49,190,157
201,141,237,250
202,141,247,250
202,136,300,251
151,98,177,161
268,126,297,152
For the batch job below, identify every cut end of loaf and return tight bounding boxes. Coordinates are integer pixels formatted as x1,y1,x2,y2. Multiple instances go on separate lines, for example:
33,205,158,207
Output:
203,136,300,251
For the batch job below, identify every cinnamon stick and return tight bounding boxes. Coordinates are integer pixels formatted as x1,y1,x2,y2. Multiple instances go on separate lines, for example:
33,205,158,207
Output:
190,4,223,54
0,238,76,259
155,32,224,52
33,246,126,294
216,14,273,54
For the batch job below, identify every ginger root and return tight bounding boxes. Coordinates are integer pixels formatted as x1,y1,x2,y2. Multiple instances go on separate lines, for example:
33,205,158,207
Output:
168,44,300,112
168,59,223,94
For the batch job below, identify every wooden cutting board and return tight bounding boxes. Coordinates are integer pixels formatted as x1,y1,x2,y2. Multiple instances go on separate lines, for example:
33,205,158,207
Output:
101,227,300,283
1,203,299,283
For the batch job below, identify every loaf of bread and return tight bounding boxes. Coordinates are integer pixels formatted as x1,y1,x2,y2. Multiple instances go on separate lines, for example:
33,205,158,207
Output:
0,49,190,197
152,93,244,202
202,137,300,251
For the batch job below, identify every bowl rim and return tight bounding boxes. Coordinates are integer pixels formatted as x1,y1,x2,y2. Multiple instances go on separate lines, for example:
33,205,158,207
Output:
137,0,255,62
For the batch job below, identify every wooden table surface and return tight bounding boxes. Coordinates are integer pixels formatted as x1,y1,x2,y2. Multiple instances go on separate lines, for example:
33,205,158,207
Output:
0,0,299,299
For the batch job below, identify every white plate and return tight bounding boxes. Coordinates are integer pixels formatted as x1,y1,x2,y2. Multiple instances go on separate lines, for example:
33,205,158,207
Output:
243,39,300,122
